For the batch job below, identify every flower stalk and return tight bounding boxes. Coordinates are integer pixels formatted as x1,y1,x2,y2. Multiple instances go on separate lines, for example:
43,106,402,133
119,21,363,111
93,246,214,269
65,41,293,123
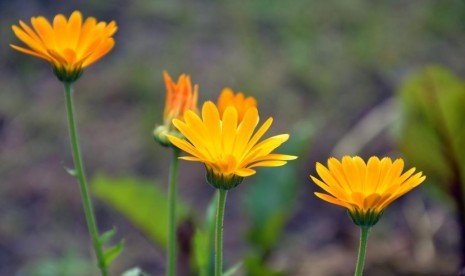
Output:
215,189,228,276
63,82,107,276
354,226,370,276
167,147,180,276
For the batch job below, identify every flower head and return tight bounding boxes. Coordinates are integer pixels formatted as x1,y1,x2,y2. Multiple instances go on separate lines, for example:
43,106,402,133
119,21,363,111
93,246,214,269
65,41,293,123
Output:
154,71,199,147
163,71,199,127
168,101,297,190
311,156,426,227
11,11,117,82
217,88,257,122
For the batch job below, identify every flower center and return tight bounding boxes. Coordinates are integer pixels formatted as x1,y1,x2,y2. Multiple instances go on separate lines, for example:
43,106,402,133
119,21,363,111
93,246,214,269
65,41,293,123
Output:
215,154,238,175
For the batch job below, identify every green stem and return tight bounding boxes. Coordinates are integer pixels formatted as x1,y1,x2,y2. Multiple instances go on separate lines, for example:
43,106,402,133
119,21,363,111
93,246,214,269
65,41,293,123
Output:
354,226,370,276
215,189,228,276
63,82,107,276
167,147,180,276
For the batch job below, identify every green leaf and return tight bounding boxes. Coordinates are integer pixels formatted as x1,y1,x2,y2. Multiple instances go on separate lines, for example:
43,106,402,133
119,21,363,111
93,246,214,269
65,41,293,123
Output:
99,226,117,245
91,174,189,248
103,239,124,267
224,262,243,276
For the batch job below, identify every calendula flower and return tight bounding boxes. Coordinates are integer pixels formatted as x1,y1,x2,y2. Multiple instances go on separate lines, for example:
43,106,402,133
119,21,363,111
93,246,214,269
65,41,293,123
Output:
10,10,117,82
217,88,257,122
163,71,199,127
168,101,297,190
311,156,426,226
154,71,199,147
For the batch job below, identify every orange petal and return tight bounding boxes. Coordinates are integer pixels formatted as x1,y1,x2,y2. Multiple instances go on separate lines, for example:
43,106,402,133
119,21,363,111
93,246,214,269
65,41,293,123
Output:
315,192,350,209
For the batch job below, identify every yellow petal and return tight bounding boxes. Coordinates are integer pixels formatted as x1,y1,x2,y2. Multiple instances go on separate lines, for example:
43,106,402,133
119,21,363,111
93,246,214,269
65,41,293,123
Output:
365,156,381,195
363,193,381,210
311,175,349,201
314,192,350,209
342,156,362,193
222,106,238,155
81,38,115,67
179,156,203,162
242,134,289,165
31,16,55,48
202,102,221,156
77,17,97,55
242,116,273,156
353,156,367,192
378,158,404,192
234,107,259,157
184,110,208,139
10,44,51,61
167,135,208,160
217,88,235,116
327,157,351,192
172,119,211,157
11,25,47,55
235,168,256,177
248,160,287,168
251,154,298,162
53,14,68,50
67,11,82,49
350,192,365,208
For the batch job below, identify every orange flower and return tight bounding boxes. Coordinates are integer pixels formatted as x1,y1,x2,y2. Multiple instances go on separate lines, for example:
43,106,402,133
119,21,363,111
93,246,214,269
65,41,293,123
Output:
311,156,426,226
168,102,297,189
163,71,199,128
217,88,257,122
10,11,117,82
154,71,199,147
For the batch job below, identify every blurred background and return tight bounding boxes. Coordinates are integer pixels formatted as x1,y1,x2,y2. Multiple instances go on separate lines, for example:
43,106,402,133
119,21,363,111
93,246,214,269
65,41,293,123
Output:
0,0,464,275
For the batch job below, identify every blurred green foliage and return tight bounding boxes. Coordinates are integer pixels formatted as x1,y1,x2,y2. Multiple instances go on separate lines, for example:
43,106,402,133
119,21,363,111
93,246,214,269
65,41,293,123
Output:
397,66,465,193
243,120,314,274
17,251,95,276
396,64,465,266
193,192,217,276
91,175,189,249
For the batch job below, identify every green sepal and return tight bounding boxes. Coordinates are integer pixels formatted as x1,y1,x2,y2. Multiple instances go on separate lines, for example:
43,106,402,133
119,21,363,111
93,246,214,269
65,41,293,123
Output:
99,226,117,245
205,167,244,190
224,261,243,276
103,239,125,267
53,66,83,83
348,209,384,227
153,125,184,148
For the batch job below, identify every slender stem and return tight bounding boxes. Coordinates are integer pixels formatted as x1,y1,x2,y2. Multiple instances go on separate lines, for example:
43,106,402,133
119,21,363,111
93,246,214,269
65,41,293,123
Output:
215,189,228,276
63,82,107,276
354,226,370,276
167,147,180,276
